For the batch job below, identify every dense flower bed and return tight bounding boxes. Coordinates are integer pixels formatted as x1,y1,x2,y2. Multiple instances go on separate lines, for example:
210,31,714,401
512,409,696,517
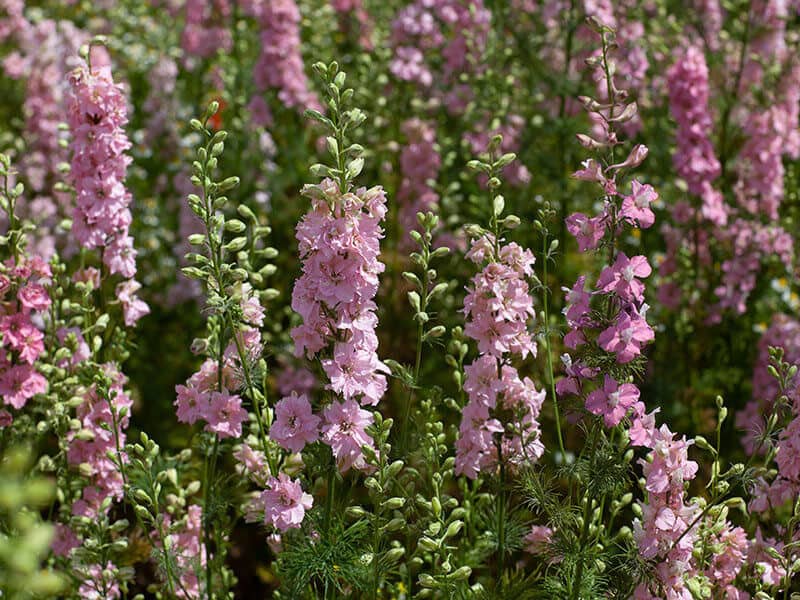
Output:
0,1,799,598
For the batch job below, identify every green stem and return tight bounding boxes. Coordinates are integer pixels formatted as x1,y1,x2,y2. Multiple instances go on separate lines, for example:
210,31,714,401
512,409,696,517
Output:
402,259,428,452
570,495,593,600
154,513,179,597
202,436,219,600
542,232,567,458
497,452,507,579
324,456,336,537
228,315,273,469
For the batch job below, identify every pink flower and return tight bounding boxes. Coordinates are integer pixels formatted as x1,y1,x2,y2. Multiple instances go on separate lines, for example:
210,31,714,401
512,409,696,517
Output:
620,180,656,229
321,399,374,472
78,562,121,600
17,283,50,313
463,241,537,359
0,409,12,427
640,425,698,495
116,279,150,327
234,443,269,484
270,392,321,452
51,524,80,557
463,355,501,406
204,391,247,439
596,253,651,303
629,408,660,448
322,341,390,406
565,212,605,252
523,525,553,555
607,144,648,171
261,473,313,531
0,313,44,364
249,0,321,112
0,364,47,409
240,284,265,327
455,400,503,479
598,308,654,363
571,158,606,184
556,354,599,397
174,384,210,425
585,375,641,427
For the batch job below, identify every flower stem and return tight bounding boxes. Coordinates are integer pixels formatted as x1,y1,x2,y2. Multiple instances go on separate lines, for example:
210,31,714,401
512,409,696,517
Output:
542,231,566,459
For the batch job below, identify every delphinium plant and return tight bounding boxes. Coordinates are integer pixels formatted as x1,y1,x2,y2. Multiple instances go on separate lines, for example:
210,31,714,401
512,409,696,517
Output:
1,1,800,598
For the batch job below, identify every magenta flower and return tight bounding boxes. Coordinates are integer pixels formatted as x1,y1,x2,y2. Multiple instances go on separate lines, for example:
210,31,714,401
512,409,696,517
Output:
571,158,606,185
585,375,641,427
270,392,321,453
261,473,313,532
555,354,599,397
563,275,592,323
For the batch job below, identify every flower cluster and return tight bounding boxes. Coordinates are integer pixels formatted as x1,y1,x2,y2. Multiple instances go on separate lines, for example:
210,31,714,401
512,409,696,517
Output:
0,257,50,415
397,119,440,244
180,0,232,61
389,0,490,110
2,17,86,258
67,364,133,517
174,284,262,438
666,45,725,226
174,353,250,440
632,426,700,600
455,235,545,478
67,56,136,278
292,179,389,405
247,0,320,113
291,177,388,470
67,53,149,326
